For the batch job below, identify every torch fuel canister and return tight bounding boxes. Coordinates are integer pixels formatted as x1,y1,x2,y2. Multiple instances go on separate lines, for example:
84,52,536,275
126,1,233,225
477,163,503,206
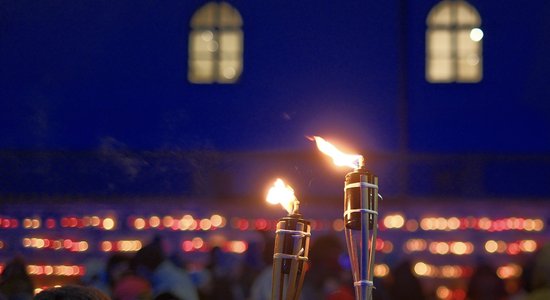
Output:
274,215,311,274
344,168,378,231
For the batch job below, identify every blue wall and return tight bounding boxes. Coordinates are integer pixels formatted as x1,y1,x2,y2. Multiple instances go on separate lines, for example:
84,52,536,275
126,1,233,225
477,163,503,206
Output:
1,0,549,198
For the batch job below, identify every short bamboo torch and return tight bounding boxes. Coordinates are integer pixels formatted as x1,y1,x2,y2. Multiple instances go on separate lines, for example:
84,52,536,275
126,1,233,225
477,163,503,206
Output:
266,178,311,300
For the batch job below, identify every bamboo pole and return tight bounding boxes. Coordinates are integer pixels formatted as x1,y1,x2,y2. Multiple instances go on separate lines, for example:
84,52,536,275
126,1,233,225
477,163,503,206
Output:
272,220,285,300
285,221,304,300
360,174,369,300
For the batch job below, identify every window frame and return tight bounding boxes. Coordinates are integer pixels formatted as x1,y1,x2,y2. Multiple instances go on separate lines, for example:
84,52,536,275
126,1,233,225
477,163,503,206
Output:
188,2,243,84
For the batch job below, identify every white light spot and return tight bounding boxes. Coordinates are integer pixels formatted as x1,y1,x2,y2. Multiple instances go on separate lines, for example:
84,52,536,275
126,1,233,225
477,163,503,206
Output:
470,28,484,42
222,67,236,79
207,41,219,52
201,31,213,41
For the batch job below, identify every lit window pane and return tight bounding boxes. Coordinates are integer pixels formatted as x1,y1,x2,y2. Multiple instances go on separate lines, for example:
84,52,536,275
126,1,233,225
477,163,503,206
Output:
429,30,452,56
428,58,453,82
218,60,242,83
458,58,482,82
219,31,243,54
190,32,214,54
457,30,479,53
189,60,215,83
191,3,216,27
456,2,480,26
219,3,243,27
428,1,451,25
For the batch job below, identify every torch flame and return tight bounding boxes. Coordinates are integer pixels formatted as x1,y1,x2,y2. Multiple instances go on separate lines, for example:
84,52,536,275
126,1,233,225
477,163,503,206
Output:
310,136,364,169
267,178,298,215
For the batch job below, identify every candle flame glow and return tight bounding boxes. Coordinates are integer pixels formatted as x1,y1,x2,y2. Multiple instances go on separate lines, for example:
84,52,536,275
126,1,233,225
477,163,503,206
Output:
266,178,297,215
310,136,364,169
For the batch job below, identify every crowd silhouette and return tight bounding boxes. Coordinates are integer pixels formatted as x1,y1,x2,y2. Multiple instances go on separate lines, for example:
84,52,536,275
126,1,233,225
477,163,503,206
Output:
0,235,548,300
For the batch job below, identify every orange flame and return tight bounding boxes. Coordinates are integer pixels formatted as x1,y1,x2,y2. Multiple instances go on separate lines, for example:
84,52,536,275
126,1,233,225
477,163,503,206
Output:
310,136,364,169
266,178,297,215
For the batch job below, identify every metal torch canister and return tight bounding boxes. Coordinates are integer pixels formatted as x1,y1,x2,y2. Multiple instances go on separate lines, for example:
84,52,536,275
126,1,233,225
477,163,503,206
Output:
344,167,378,230
271,214,311,300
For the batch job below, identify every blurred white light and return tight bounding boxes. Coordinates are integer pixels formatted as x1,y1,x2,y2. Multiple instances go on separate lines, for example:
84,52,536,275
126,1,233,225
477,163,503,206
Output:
470,28,484,42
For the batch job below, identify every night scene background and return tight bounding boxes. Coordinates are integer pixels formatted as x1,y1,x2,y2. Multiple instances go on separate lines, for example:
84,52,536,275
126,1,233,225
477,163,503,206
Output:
1,1,550,299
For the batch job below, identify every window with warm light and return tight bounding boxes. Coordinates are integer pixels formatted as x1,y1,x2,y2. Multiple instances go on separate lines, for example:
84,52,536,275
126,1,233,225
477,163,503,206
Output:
426,0,483,83
188,2,243,84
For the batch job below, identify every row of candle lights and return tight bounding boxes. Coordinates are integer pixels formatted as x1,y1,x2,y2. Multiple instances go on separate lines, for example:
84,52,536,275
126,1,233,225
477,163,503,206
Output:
17,237,250,254
1,215,544,233
12,236,538,256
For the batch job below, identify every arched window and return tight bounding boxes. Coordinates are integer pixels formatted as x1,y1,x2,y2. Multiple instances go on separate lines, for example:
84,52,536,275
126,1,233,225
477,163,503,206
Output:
188,2,243,84
426,0,483,83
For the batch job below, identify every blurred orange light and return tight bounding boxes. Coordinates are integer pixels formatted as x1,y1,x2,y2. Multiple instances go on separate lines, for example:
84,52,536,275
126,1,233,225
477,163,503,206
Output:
63,239,72,249
103,217,115,230
182,241,193,252
520,240,537,252
200,219,212,230
485,240,498,253
374,264,390,277
450,242,468,255
383,214,405,229
534,219,544,231
255,218,268,230
228,241,247,253
436,286,451,299
405,219,419,232
163,216,174,228
134,218,146,230
210,214,223,227
414,262,429,276
332,219,345,231
192,237,204,249
149,216,160,228
447,217,460,230
101,241,113,252
91,216,101,227
46,218,56,229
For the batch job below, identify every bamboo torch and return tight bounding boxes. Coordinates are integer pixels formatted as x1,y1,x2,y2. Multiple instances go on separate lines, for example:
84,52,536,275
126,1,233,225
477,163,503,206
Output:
267,178,311,300
311,136,381,300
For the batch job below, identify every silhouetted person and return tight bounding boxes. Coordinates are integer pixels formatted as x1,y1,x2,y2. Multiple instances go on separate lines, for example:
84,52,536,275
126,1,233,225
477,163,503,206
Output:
238,240,264,299
466,263,507,300
112,273,152,300
154,292,179,300
387,260,425,300
249,238,275,300
33,285,110,300
0,256,34,300
132,237,198,300
200,247,239,300
302,234,353,300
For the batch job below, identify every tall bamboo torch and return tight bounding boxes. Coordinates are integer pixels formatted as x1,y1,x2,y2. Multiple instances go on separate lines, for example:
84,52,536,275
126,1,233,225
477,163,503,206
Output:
310,136,380,300
266,178,311,300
